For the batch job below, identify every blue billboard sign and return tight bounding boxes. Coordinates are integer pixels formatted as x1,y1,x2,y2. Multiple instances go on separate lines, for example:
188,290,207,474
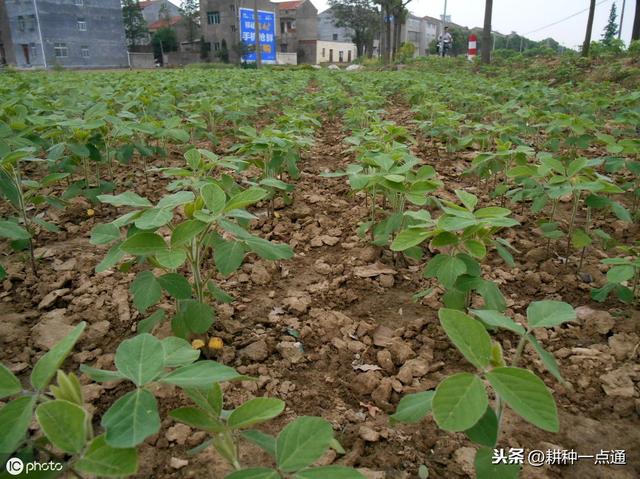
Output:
238,8,276,64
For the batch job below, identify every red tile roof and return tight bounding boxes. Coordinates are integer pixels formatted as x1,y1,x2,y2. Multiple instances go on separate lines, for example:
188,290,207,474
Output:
277,1,304,10
148,15,182,30
138,1,157,8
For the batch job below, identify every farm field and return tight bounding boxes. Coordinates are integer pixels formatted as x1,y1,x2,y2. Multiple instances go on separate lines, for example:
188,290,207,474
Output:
0,59,639,479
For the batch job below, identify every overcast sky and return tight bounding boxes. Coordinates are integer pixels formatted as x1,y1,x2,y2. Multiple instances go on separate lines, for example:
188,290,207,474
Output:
175,0,636,49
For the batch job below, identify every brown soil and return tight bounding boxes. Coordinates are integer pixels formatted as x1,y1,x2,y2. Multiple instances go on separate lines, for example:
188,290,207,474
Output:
1,97,639,479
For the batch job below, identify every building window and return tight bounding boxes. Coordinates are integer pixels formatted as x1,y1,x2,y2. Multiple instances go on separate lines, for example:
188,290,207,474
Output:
213,42,220,51
332,33,338,41
17,16,25,32
28,15,36,31
30,43,37,58
54,43,68,58
207,11,220,24
77,19,87,31
322,48,325,57
339,50,343,62
81,46,89,58
230,4,235,11
75,0,84,5
280,21,284,34
230,25,236,32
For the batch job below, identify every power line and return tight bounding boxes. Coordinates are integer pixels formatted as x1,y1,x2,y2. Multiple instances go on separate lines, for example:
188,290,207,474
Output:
523,0,611,36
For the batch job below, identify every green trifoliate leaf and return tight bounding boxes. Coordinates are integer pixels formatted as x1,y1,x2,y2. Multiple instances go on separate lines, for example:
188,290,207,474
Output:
224,187,268,212
526,300,575,328
0,396,36,453
134,208,173,230
31,322,86,390
74,435,138,477
97,191,151,207
228,398,285,430
102,389,161,448
160,361,245,388
0,221,30,240
276,417,334,472
114,333,165,386
161,336,200,367
90,223,120,245
485,367,559,432
439,309,492,370
464,406,498,448
390,390,434,424
432,373,488,432
171,220,207,247
201,183,227,215
120,232,167,256
36,399,88,454
0,363,21,399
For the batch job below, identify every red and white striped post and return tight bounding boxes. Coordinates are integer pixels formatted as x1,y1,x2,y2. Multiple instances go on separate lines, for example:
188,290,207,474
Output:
468,34,478,61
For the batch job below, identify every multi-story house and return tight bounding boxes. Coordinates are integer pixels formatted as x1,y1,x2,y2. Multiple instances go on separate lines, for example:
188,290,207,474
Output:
317,7,352,43
139,0,181,25
201,0,278,63
0,0,128,68
276,0,316,55
399,14,442,57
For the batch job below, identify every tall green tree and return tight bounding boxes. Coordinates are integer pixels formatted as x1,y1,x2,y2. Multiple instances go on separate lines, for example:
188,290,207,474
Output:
328,0,380,58
481,0,493,64
583,0,596,56
152,26,178,59
602,2,618,44
121,0,148,47
180,0,200,43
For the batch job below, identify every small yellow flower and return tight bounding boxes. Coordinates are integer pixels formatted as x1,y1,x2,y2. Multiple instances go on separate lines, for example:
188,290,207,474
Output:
86,208,95,217
191,339,205,350
208,336,224,350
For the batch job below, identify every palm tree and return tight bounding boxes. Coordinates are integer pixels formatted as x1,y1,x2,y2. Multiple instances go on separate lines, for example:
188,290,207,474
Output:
481,0,493,64
582,0,596,56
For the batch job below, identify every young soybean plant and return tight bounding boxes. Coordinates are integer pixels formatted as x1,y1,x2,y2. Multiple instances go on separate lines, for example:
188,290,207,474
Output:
170,384,365,478
91,149,293,339
0,322,138,477
391,190,518,310
230,126,313,217
392,301,577,479
0,148,68,275
80,332,249,453
591,243,640,304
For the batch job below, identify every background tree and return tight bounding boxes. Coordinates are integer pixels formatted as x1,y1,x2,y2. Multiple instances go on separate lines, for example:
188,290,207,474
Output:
122,0,148,47
152,26,178,59
632,0,640,40
181,0,200,43
602,2,618,44
328,0,380,58
583,0,596,56
481,0,493,63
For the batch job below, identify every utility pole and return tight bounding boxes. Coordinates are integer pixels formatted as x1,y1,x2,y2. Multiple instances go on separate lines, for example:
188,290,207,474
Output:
618,0,626,39
442,0,448,29
32,0,47,68
481,0,493,64
253,0,261,67
582,0,596,56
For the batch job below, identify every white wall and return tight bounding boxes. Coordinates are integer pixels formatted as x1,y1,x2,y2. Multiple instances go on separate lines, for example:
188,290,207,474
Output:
315,40,356,63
